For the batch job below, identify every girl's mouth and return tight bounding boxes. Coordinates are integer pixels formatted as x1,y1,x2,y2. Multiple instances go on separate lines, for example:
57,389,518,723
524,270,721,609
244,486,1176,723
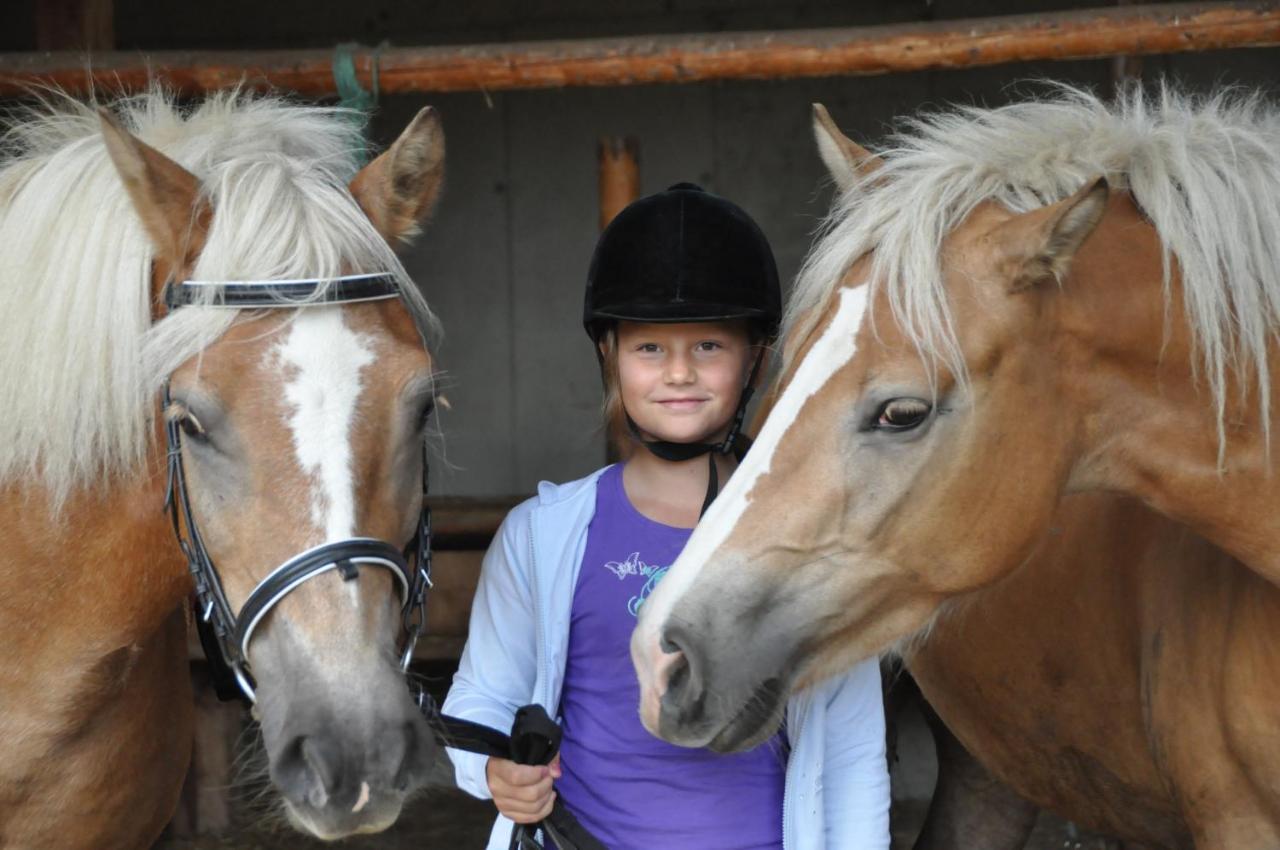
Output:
656,398,709,412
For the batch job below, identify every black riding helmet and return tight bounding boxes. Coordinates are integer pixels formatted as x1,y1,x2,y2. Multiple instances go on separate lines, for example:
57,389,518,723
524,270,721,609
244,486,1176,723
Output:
584,182,781,341
583,183,782,514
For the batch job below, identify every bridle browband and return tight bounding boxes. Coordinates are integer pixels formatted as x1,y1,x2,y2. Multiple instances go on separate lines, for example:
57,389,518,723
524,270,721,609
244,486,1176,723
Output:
163,271,402,309
162,272,431,703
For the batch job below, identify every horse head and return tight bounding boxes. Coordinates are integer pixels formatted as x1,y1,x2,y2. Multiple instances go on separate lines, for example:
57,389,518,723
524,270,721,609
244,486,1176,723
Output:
633,88,1280,753
101,98,445,839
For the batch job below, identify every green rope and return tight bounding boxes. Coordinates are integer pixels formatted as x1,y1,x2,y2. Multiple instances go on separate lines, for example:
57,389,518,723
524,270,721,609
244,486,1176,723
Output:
332,41,384,165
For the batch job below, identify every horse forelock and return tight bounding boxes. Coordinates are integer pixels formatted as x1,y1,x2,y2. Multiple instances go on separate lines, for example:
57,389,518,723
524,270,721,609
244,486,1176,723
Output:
0,87,438,511
788,82,1280,458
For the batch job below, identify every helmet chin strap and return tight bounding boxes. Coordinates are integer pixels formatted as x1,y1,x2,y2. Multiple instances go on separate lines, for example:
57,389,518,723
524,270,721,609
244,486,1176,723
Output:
626,349,765,517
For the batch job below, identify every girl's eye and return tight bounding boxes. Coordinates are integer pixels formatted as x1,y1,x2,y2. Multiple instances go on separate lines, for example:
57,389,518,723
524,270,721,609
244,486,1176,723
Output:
637,343,661,353
696,341,723,352
872,398,932,432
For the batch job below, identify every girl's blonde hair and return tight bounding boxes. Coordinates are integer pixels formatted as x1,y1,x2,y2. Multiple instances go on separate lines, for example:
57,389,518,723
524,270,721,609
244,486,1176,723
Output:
596,327,636,460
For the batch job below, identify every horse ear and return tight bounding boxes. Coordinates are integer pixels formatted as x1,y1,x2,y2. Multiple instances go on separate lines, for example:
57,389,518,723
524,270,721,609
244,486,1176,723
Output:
812,103,881,192
99,109,209,282
350,106,446,247
998,177,1110,292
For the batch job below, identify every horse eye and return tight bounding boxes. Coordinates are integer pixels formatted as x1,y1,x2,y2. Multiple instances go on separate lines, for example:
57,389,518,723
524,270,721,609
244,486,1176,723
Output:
873,398,931,431
179,412,208,442
415,397,437,431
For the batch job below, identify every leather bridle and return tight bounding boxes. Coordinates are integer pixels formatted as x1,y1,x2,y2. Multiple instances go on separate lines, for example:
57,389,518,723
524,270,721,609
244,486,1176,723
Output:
161,272,432,703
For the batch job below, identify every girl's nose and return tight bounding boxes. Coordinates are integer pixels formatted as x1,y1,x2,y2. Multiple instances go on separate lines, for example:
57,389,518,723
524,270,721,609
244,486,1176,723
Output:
664,354,694,384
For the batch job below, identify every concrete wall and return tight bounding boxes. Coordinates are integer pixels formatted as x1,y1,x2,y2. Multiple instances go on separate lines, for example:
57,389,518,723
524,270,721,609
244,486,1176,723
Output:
7,1,1278,496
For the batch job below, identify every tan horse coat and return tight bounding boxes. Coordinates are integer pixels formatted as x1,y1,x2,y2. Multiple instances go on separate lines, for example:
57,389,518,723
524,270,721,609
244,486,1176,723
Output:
0,468,191,849
908,191,1280,849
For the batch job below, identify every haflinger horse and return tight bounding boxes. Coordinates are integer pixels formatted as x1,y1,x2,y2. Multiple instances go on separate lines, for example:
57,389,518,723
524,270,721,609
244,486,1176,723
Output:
0,89,448,848
631,85,1280,848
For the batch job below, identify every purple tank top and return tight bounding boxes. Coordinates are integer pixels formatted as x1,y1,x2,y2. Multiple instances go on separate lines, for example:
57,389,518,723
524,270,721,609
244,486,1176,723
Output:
555,464,786,850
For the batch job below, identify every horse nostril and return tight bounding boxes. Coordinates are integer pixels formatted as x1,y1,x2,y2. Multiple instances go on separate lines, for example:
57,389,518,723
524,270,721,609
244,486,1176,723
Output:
667,651,690,696
659,626,705,720
273,734,341,810
660,622,693,657
300,736,342,805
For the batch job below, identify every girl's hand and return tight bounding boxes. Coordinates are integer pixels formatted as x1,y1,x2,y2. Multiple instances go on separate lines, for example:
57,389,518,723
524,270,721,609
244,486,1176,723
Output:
485,754,562,824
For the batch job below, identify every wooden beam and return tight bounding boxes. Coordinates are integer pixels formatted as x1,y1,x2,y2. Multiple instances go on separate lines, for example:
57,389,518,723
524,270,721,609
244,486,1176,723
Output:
426,495,523,549
3,3,1278,98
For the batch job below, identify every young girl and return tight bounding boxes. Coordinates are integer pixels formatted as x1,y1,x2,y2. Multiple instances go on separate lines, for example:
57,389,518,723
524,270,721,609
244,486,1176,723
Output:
444,184,890,849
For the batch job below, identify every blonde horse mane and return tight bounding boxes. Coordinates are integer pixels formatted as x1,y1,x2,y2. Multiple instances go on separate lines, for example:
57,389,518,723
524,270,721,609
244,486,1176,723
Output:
789,83,1280,458
0,87,438,509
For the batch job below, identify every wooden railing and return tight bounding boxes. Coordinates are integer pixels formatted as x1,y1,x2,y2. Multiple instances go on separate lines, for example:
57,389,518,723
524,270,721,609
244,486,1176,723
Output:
4,3,1279,97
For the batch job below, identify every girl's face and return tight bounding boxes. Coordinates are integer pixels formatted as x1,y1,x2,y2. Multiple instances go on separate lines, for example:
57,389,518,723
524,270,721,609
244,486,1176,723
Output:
614,320,756,446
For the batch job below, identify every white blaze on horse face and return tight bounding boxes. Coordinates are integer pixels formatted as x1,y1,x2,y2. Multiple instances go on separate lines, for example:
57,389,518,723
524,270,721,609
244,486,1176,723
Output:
276,307,377,543
636,285,871,647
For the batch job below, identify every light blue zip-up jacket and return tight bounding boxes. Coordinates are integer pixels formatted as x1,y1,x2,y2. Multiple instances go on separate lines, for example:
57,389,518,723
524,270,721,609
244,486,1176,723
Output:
443,467,890,850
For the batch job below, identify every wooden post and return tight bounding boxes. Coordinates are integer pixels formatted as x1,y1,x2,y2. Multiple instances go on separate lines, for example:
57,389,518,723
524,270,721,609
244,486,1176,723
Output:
597,137,640,464
598,136,640,231
35,0,113,51
1111,0,1146,89
166,667,242,837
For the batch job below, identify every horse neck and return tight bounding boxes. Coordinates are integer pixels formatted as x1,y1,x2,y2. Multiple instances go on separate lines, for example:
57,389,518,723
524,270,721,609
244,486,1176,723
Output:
0,448,189,672
1060,194,1280,582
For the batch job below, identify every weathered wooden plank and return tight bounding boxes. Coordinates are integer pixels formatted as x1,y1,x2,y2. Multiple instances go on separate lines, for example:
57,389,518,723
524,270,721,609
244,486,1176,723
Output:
3,3,1278,97
420,550,484,639
427,495,525,547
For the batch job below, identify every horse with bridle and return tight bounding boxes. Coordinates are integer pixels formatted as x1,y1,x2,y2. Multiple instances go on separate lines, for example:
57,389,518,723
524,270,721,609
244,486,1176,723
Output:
0,88,448,847
632,85,1280,848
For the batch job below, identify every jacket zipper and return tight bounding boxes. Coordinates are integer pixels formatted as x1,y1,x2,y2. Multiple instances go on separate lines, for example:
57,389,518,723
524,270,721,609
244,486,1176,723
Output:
781,703,802,850
526,510,550,850
527,511,549,705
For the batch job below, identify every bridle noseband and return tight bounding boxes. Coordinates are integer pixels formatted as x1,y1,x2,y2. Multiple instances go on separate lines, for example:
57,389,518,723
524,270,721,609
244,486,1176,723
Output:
161,273,432,703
